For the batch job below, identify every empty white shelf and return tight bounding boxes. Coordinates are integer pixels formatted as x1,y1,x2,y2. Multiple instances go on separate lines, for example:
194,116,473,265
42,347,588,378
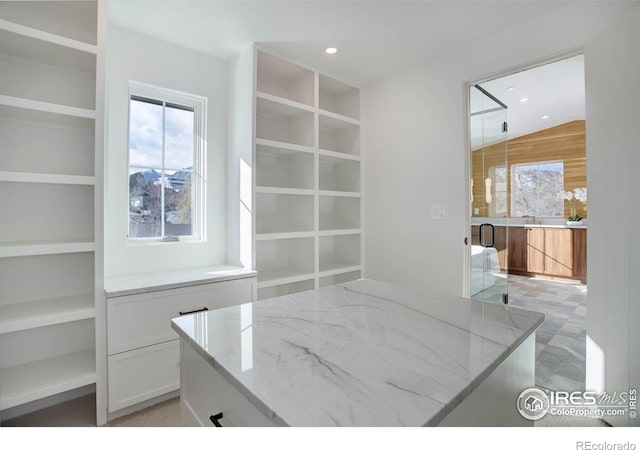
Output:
318,190,361,198
256,143,314,190
255,138,314,155
256,96,314,147
319,196,361,231
319,234,361,274
256,91,314,113
0,240,95,258
319,154,360,193
0,95,95,119
318,229,361,237
256,193,314,234
257,279,315,302
318,148,361,162
319,74,360,120
0,171,95,186
0,18,97,55
319,262,362,276
0,348,96,410
0,294,95,334
319,113,360,156
318,109,360,126
0,26,95,79
255,231,315,241
257,268,315,288
255,187,314,196
256,237,314,288
256,50,314,107
319,270,361,287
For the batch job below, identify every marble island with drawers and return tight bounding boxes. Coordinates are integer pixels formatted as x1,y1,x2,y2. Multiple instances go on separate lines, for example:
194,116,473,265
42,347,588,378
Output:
171,278,544,426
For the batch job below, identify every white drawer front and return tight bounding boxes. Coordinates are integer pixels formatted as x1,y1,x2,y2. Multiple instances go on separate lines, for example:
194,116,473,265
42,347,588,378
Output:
108,340,179,413
107,278,255,355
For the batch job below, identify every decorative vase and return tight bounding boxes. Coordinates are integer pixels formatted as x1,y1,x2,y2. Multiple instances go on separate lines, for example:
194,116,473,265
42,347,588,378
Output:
566,220,583,226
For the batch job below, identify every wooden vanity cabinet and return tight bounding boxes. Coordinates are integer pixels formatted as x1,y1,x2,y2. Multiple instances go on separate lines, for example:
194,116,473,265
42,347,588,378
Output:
508,226,586,282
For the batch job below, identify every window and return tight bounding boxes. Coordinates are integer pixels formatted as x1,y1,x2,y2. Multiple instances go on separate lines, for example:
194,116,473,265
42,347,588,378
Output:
128,82,206,241
511,161,564,217
489,166,508,217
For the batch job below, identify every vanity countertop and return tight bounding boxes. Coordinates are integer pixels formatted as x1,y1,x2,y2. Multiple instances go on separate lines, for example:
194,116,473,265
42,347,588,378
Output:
471,219,587,229
171,278,544,426
104,265,256,298
507,223,587,229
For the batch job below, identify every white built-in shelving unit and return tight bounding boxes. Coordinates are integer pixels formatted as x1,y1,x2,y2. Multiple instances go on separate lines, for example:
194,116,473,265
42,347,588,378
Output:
254,50,362,300
0,1,104,420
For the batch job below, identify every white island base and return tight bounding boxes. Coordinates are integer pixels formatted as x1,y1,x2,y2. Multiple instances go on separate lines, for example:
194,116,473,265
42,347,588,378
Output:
179,335,534,427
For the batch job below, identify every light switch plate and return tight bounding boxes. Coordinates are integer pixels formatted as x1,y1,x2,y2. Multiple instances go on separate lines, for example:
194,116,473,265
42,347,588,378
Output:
431,204,446,220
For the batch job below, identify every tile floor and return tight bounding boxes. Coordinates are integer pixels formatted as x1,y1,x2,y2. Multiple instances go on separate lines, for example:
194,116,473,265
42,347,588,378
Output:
473,274,587,393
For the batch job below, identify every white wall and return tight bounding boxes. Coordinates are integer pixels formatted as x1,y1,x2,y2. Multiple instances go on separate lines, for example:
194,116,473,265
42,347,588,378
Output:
226,46,255,269
104,25,228,277
584,7,640,426
362,1,630,296
362,2,639,425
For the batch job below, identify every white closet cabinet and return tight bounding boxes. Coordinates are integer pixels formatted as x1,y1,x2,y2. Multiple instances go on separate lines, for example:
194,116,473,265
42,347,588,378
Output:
0,0,105,421
254,50,362,299
105,272,256,417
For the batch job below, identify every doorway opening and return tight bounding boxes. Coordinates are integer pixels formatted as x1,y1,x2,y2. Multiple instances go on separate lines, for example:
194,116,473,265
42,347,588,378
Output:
468,54,587,393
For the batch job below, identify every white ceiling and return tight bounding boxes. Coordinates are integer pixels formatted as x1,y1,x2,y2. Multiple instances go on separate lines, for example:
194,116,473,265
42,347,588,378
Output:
471,54,585,149
108,0,578,86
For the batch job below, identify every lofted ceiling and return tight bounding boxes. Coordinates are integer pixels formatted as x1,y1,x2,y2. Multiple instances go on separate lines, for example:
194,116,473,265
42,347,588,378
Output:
471,54,585,149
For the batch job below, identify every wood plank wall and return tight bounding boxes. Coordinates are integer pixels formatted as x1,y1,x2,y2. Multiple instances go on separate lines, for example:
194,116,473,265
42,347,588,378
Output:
471,120,586,218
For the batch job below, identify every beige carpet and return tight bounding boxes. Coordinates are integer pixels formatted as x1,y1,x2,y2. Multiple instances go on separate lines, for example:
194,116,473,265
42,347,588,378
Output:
3,395,183,427
2,394,608,427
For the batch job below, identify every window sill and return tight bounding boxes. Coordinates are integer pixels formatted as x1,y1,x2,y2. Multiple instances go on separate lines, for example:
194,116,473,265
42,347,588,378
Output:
126,237,205,247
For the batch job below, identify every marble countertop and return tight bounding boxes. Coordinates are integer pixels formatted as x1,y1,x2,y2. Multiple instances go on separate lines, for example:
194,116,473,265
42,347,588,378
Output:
104,265,256,298
171,278,544,426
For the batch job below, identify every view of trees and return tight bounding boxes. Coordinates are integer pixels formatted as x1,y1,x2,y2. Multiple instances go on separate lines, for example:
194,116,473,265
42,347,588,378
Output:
511,162,564,217
129,169,192,238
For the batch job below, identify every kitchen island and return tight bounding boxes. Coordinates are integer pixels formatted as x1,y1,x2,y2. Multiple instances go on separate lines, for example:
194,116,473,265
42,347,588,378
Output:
171,279,544,426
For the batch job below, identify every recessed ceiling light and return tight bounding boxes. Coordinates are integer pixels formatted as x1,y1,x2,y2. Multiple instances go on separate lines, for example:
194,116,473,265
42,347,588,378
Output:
325,47,337,55
542,115,550,120
520,97,529,103
506,87,515,92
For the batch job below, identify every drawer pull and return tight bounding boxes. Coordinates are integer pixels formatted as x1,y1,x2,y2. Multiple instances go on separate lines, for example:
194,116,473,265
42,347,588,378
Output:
209,412,224,427
179,307,209,316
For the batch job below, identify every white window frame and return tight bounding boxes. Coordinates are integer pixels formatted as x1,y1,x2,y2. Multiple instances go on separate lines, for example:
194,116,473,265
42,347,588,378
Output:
127,81,207,244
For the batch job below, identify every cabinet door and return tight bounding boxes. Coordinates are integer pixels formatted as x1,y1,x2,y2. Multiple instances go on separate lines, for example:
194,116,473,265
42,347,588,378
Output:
573,229,587,282
544,228,573,277
494,226,507,271
526,228,545,274
471,225,480,246
508,227,527,273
